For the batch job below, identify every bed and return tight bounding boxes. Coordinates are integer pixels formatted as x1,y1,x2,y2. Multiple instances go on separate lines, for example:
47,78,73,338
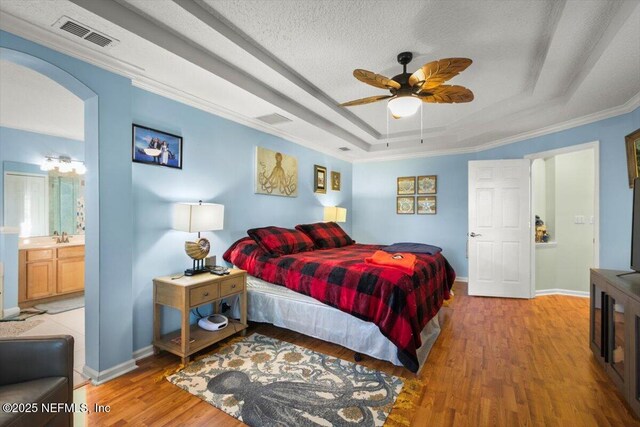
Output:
223,226,455,373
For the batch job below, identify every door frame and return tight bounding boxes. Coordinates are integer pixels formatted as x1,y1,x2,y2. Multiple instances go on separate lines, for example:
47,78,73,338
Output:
524,140,600,297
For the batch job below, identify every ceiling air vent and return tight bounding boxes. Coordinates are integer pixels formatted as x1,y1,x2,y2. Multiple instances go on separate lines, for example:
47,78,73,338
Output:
255,113,292,125
84,32,112,47
52,16,119,49
338,147,351,151
60,21,90,38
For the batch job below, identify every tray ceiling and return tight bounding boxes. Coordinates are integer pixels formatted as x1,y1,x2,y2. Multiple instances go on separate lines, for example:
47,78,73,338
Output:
0,0,638,161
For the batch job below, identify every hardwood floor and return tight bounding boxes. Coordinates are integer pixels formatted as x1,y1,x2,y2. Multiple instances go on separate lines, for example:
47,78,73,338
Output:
84,283,640,426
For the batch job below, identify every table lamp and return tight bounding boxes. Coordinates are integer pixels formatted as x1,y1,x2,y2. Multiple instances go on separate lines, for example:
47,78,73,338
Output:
173,201,224,276
323,206,347,223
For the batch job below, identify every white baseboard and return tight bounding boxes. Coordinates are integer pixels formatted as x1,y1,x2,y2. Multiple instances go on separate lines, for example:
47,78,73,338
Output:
455,277,468,283
535,288,589,298
2,306,20,319
83,359,138,385
133,345,154,361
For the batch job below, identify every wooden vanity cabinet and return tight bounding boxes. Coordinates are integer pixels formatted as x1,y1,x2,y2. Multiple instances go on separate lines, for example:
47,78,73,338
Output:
19,245,85,305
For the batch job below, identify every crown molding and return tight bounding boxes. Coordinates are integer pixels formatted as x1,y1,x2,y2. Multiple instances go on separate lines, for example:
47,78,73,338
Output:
133,77,356,162
354,91,640,163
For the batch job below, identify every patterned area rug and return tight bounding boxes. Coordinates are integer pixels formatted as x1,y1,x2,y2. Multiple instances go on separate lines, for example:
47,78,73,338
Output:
167,334,406,426
0,319,43,337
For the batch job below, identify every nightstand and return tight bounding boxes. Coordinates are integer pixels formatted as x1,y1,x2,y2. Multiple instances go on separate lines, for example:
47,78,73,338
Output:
152,269,247,365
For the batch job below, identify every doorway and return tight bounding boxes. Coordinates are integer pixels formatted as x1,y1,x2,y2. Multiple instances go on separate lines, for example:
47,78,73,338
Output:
527,142,599,296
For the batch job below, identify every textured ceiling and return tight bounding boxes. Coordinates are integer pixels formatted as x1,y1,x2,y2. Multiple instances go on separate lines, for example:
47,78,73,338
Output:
0,0,638,160
0,60,84,140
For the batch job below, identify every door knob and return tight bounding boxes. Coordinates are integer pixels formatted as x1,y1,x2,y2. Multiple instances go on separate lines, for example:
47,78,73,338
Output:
469,232,482,237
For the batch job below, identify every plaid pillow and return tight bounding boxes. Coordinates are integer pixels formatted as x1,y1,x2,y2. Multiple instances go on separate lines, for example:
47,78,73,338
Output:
247,226,315,256
295,222,354,249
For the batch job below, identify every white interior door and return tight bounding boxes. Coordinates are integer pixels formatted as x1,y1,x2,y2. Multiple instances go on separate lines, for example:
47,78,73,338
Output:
468,160,532,298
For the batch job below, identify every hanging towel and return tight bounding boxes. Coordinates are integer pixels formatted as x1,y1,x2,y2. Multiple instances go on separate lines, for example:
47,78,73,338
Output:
365,250,417,275
383,242,442,255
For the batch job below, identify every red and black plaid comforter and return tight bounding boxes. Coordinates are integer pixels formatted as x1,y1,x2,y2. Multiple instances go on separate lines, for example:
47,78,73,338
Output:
223,238,455,372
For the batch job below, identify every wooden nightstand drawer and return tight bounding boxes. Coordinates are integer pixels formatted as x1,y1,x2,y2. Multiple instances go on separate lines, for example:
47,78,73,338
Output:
220,276,244,297
190,283,219,307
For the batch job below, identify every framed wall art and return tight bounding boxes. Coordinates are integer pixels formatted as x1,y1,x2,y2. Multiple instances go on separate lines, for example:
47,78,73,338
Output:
417,196,437,214
397,177,416,195
626,128,640,188
255,146,298,197
417,175,437,194
331,171,341,191
314,165,327,194
397,196,415,214
132,124,183,169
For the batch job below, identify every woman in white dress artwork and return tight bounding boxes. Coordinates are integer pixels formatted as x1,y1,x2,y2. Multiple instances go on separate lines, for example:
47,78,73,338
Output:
160,141,169,165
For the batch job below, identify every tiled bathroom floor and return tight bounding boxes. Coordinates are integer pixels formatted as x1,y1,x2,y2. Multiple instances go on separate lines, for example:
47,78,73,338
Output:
20,307,89,387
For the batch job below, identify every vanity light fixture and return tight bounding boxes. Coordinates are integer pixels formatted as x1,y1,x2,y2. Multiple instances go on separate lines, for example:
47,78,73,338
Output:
40,156,86,175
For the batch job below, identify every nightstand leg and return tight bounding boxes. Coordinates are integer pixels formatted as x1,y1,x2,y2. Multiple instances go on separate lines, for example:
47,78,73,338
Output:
153,303,161,352
240,289,247,336
181,300,189,365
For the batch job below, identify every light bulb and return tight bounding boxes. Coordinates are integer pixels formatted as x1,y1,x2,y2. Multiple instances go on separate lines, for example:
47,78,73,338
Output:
387,96,421,118
73,162,86,175
58,161,73,173
40,158,55,171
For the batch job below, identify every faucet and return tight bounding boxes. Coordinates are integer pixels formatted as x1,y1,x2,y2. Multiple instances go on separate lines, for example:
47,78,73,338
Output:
52,232,70,244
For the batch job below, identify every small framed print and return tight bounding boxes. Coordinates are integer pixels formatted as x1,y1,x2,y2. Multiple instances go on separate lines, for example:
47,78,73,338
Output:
331,171,341,191
397,197,415,214
417,175,437,194
417,196,437,214
132,124,183,169
314,165,327,193
397,176,416,195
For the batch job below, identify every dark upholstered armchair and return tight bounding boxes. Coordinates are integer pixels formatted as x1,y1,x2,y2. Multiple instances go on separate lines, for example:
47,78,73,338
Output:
0,335,74,427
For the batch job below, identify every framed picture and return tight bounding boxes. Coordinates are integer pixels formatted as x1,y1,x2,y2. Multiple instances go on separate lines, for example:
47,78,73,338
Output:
417,175,437,194
397,197,415,214
397,176,416,195
132,124,182,169
331,171,341,191
314,165,327,193
255,146,298,197
626,128,640,188
417,196,437,214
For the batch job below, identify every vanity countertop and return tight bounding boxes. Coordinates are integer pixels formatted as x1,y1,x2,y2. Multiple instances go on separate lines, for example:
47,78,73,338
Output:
19,235,85,250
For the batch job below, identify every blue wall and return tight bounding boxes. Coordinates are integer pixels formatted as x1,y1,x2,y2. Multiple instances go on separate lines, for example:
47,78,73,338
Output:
353,153,473,277
1,31,134,373
131,88,352,351
0,126,84,226
353,109,640,278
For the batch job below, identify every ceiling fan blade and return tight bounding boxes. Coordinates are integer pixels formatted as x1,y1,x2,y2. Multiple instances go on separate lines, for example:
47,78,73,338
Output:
340,94,394,107
409,58,472,91
353,69,401,90
418,85,474,103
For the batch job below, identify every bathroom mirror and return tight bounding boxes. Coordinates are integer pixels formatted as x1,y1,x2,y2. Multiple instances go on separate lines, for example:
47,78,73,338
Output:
3,161,85,237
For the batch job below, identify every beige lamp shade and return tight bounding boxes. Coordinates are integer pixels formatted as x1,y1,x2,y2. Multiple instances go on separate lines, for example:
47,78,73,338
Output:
323,206,347,223
173,203,224,232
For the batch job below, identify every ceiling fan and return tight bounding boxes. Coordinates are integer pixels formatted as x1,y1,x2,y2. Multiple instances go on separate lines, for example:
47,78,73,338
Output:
340,52,474,119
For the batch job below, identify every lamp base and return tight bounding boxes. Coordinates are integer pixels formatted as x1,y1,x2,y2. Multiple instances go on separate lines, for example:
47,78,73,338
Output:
184,267,209,276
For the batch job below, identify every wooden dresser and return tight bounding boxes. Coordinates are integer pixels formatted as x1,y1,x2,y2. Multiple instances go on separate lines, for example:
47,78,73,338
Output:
18,244,85,306
590,269,640,417
153,269,248,365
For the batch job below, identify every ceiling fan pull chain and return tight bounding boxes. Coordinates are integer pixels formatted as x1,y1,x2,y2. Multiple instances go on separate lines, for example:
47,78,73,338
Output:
420,103,424,144
386,110,390,148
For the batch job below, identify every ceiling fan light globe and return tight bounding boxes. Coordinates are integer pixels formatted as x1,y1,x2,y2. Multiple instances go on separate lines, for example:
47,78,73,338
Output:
387,96,421,118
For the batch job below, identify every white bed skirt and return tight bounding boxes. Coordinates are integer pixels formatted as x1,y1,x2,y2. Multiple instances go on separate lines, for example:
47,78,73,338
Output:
232,275,441,371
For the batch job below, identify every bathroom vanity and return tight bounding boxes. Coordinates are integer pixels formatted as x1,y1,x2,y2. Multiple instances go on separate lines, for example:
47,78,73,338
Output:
18,237,85,306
